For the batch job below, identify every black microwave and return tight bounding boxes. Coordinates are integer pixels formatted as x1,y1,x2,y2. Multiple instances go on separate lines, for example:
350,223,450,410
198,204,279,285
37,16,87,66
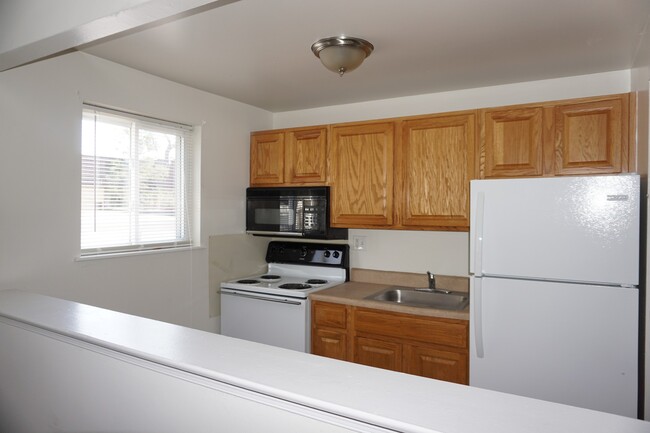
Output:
246,186,348,240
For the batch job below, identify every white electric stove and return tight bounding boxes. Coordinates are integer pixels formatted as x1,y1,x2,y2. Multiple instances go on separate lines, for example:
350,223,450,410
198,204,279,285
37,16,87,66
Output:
220,241,349,352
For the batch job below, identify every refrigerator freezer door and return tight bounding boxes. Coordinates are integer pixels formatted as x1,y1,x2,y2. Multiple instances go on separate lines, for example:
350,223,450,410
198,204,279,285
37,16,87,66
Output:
470,276,638,417
470,175,639,286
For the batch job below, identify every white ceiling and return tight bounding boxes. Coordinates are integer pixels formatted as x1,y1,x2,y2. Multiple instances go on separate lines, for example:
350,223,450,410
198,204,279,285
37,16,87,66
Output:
80,0,650,112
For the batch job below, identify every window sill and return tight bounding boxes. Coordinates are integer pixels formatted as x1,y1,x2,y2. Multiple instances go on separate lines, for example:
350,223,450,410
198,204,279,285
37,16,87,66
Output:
75,245,205,261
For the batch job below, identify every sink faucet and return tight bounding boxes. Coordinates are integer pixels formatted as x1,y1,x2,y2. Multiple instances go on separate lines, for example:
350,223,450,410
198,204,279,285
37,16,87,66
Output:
427,271,436,290
416,272,452,294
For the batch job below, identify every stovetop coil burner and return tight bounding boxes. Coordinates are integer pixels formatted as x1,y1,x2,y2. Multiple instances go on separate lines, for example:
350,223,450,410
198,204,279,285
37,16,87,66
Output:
237,279,260,284
260,274,281,281
278,283,312,290
306,279,328,285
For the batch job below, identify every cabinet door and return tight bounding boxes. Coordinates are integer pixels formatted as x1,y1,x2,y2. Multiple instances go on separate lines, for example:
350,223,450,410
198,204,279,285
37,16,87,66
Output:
554,94,629,175
398,112,475,229
403,344,468,385
250,132,284,185
479,106,545,178
312,328,347,360
354,336,402,372
285,127,327,185
329,122,395,227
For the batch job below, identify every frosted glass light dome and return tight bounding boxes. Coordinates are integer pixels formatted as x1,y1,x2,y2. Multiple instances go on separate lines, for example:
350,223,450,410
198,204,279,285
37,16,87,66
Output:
311,36,374,77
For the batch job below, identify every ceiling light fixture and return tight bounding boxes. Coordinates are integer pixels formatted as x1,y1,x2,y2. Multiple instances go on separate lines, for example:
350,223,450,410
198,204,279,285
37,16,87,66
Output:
311,36,374,77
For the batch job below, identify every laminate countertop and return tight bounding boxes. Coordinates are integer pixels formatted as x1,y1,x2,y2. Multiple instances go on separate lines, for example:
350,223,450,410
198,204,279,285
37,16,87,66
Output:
310,281,470,321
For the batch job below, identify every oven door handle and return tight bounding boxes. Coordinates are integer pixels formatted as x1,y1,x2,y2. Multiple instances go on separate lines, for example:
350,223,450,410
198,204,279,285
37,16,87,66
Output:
220,289,303,306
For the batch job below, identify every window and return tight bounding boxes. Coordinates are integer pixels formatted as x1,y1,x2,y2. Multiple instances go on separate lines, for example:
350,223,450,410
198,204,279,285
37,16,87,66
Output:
81,105,193,256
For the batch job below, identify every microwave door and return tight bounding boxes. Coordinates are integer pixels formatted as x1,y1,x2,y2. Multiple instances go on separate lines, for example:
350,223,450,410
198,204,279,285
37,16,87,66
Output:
246,197,302,236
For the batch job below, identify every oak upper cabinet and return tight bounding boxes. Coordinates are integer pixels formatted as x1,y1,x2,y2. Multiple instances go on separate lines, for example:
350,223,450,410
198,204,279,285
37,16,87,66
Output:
285,127,328,184
477,93,634,178
397,112,476,229
478,106,548,178
250,131,285,185
329,121,395,227
250,127,327,186
554,94,630,176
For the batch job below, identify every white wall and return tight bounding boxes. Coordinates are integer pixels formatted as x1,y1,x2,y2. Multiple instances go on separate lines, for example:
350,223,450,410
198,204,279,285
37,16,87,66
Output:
0,51,271,332
274,70,631,277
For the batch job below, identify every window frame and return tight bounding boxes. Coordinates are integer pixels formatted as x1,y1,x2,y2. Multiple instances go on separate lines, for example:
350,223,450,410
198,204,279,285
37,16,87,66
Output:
80,104,195,257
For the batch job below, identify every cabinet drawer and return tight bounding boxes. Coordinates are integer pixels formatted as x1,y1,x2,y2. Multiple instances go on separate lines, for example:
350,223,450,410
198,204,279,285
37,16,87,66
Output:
354,308,468,349
313,302,347,329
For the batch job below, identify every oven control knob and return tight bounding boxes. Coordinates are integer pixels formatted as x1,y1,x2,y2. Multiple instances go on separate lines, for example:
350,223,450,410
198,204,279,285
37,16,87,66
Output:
333,251,340,259
324,250,331,258
300,246,308,257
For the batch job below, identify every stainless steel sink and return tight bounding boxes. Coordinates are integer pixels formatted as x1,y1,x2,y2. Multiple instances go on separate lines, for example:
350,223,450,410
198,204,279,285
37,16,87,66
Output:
365,287,469,310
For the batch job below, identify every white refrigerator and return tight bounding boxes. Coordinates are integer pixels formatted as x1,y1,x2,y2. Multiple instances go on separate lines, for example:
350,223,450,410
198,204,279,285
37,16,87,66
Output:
469,174,640,418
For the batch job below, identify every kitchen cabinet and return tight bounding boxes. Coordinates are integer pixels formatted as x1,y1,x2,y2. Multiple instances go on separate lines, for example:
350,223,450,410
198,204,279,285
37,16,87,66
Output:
251,92,635,227
328,121,395,227
478,106,548,178
250,131,284,185
311,300,348,360
354,336,402,372
403,344,468,384
311,301,469,385
397,111,476,229
554,94,631,175
313,328,347,361
250,126,327,186
478,93,634,178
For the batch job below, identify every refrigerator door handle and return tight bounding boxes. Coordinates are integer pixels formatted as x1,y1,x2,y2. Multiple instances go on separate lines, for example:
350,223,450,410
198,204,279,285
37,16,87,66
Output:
474,192,485,277
474,277,485,358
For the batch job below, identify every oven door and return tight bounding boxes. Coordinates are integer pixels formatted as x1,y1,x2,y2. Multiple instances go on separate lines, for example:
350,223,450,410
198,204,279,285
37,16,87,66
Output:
220,288,310,352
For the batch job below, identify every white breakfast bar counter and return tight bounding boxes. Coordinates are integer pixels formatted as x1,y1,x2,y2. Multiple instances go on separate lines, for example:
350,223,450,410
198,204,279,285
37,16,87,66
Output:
0,290,648,433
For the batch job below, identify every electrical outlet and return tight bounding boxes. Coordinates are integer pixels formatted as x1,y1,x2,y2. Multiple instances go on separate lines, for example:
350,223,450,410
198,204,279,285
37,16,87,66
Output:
352,235,366,251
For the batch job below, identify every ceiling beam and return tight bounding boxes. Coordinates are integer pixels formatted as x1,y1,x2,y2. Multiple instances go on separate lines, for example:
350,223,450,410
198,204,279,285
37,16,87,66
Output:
0,0,238,72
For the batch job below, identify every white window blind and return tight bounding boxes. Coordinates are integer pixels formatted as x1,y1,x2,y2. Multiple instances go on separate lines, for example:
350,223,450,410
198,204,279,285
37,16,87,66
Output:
81,105,193,256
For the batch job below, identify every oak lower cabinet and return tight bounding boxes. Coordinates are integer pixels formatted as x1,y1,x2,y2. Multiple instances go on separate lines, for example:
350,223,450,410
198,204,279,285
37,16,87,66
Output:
354,336,402,372
403,343,468,384
311,300,349,361
250,126,328,186
478,93,634,178
311,301,469,385
313,328,347,361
